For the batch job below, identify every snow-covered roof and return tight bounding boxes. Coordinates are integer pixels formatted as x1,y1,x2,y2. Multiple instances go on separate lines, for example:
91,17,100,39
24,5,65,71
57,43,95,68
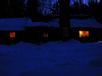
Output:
2,18,102,30
0,18,27,31
71,18,102,28
0,18,59,31
26,19,59,27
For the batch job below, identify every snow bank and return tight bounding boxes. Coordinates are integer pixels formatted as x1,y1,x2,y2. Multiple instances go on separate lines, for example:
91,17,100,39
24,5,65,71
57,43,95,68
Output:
0,40,102,76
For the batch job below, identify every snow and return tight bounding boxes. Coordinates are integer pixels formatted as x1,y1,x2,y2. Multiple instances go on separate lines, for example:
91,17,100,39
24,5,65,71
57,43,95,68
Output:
27,19,59,27
0,40,102,76
0,18,26,30
0,18,59,31
71,18,102,28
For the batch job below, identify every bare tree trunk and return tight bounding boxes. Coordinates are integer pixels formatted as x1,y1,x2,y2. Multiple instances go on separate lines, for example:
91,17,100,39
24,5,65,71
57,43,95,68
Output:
26,0,41,21
60,0,71,41
79,0,82,5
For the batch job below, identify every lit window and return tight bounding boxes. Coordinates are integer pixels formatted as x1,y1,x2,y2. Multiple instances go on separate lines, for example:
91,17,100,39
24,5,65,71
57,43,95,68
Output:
79,30,89,38
43,32,48,38
10,32,16,38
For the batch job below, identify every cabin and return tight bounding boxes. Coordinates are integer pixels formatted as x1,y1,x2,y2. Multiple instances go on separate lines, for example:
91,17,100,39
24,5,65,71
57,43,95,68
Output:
69,0,102,43
0,18,26,44
71,18,102,42
24,19,60,43
0,18,60,45
0,0,60,45
0,0,102,45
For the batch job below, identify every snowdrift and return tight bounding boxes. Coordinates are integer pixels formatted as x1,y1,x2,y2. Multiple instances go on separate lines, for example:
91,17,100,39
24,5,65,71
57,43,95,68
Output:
0,40,102,76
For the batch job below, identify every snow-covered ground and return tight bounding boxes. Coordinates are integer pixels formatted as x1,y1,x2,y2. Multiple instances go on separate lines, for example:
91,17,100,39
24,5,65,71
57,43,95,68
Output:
0,40,102,76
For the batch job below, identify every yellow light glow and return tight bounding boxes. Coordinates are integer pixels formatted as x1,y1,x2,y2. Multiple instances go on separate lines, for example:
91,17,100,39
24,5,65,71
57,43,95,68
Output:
10,32,16,38
79,30,89,38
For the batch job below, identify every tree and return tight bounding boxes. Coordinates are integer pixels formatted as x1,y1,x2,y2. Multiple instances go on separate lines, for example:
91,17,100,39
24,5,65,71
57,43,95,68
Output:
79,0,82,5
94,0,102,23
50,0,59,17
0,0,9,17
9,0,25,17
60,0,71,40
0,0,25,17
26,0,41,19
72,1,80,15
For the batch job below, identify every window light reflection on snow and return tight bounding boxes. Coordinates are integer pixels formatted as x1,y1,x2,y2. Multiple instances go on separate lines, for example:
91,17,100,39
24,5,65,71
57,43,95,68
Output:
79,30,89,38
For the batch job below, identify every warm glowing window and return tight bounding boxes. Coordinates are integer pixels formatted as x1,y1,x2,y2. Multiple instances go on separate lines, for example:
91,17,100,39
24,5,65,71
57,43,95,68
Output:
10,32,16,38
43,32,48,38
79,30,89,38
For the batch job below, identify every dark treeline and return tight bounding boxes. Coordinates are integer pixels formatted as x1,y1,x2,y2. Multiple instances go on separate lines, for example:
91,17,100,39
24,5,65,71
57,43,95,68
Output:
26,0,41,20
0,0,25,17
70,0,102,23
70,0,102,17
0,0,40,18
0,0,59,20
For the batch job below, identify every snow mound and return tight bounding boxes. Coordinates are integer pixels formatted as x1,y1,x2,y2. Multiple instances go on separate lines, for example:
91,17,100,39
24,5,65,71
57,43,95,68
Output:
0,40,102,76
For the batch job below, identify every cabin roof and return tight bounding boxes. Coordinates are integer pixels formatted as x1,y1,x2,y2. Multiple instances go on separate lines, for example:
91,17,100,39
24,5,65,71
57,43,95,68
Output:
71,18,102,28
0,18,59,31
